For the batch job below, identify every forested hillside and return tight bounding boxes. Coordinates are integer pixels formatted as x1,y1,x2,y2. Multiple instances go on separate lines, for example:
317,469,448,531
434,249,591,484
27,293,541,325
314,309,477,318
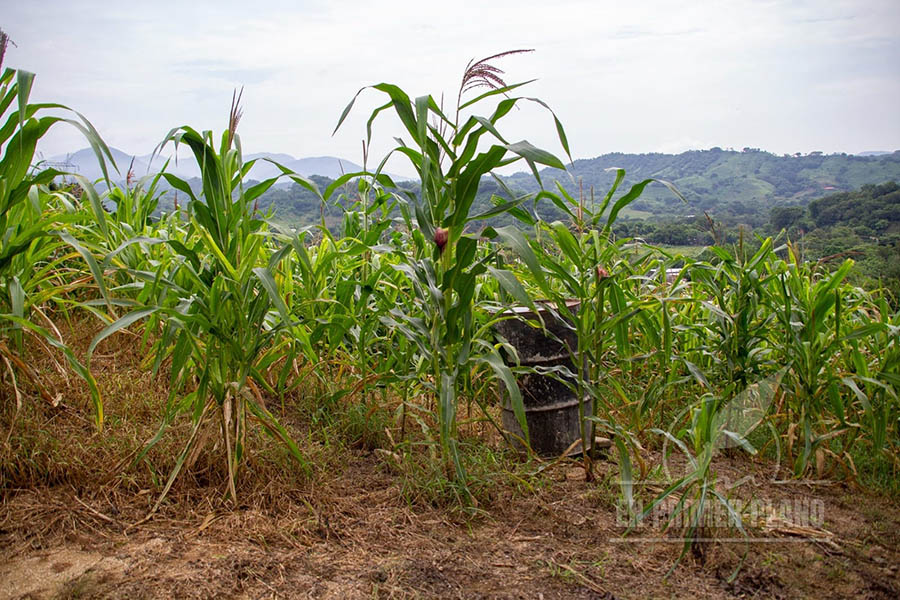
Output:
236,148,900,231
504,148,900,225
790,182,900,299
148,149,900,300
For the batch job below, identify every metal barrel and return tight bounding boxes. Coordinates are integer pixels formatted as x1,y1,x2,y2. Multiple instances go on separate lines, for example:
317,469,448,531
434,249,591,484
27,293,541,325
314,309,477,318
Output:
494,302,592,456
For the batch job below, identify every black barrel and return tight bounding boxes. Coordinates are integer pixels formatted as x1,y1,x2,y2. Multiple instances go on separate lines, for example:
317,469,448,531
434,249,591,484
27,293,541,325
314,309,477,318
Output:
494,301,592,456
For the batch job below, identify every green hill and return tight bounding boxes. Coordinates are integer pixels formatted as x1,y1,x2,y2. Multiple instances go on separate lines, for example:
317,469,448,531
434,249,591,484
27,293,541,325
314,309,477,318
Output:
502,148,900,226
242,148,900,233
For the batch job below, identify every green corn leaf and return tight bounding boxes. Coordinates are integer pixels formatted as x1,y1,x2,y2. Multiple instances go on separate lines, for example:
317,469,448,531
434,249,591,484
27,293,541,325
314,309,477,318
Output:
89,307,158,357
486,225,550,297
551,221,583,270
15,70,35,131
504,140,565,170
253,267,290,323
480,350,528,443
615,436,635,517
57,231,110,305
458,80,535,111
486,266,534,311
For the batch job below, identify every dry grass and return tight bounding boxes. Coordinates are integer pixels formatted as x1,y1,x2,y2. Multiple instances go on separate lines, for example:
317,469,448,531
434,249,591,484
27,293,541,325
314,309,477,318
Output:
1,317,319,503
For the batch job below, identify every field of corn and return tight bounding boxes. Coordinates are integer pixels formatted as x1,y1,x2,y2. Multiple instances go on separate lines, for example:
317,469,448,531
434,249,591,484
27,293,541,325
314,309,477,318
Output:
1,54,899,598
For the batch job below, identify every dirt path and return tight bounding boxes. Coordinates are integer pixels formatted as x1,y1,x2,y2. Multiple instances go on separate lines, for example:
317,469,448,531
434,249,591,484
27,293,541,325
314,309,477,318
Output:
2,452,898,600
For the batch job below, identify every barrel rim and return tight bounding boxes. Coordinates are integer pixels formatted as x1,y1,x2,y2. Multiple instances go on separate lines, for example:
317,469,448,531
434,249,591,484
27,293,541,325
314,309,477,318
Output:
501,394,591,414
498,298,581,317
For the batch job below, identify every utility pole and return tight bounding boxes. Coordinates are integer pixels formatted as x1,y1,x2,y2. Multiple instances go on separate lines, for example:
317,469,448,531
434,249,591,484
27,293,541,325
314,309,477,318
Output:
43,154,80,184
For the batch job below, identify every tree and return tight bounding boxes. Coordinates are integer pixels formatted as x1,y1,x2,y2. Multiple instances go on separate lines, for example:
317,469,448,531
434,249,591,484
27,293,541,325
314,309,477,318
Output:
770,206,804,231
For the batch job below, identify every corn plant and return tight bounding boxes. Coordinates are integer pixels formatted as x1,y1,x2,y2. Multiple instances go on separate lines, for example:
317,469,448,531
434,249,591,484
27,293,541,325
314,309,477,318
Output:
851,298,899,458
490,170,684,484
90,97,323,506
636,389,756,579
0,67,113,429
689,235,779,391
108,162,164,230
334,51,574,495
769,246,878,475
330,176,403,423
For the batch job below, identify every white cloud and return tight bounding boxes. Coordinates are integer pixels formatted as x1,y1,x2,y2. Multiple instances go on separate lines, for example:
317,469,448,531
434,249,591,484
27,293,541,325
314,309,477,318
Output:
3,0,898,169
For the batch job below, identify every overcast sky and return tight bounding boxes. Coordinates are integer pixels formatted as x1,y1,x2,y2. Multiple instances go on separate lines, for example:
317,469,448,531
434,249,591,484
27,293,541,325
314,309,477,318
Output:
3,0,899,175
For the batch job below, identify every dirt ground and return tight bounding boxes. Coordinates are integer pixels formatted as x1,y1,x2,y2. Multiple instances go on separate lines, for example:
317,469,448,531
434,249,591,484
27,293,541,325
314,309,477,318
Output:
1,449,898,600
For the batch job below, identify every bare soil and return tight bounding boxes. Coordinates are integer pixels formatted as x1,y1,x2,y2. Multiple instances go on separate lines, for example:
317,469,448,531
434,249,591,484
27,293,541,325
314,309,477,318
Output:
1,451,898,600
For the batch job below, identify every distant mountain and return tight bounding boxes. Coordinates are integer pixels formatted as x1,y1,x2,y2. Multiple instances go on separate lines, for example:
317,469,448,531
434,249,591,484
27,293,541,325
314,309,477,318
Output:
40,147,154,182
242,153,365,180
42,147,380,183
41,146,900,231
857,151,893,157
501,149,900,225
